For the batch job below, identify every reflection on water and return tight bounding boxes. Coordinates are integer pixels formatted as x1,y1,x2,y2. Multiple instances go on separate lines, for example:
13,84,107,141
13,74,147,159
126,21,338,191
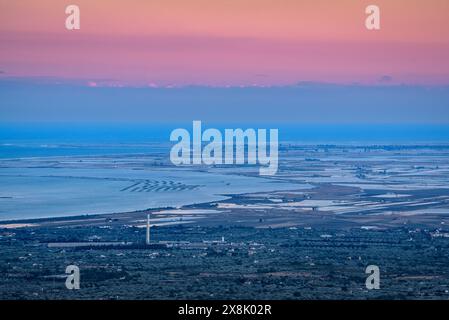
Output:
0,165,309,220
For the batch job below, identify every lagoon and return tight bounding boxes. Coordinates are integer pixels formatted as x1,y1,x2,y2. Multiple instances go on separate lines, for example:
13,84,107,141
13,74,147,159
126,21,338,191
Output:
0,164,308,221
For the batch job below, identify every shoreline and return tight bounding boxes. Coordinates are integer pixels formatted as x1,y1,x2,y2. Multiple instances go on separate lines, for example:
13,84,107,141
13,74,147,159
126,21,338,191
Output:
0,191,238,226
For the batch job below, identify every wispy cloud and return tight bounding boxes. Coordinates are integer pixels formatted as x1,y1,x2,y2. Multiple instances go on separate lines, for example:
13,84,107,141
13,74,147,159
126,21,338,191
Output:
378,75,393,83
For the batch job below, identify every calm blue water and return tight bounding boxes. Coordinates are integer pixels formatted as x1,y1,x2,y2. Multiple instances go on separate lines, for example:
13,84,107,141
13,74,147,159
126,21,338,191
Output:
0,143,170,159
1,123,448,220
0,167,308,220
1,123,449,159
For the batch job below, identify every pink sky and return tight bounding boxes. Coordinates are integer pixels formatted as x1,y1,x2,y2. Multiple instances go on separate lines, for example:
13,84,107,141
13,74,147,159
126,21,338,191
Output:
1,0,449,86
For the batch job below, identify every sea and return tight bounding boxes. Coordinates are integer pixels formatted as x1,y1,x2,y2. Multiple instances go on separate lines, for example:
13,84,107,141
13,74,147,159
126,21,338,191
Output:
1,123,448,221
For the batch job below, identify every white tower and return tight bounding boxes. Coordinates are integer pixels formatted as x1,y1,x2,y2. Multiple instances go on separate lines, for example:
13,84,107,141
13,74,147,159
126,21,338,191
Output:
146,213,151,245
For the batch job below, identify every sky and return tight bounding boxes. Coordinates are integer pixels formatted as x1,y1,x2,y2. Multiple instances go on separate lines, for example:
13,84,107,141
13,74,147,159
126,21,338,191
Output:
1,0,449,86
0,0,449,126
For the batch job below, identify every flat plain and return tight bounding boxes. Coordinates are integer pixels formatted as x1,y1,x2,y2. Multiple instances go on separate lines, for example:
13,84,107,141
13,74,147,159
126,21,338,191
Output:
1,144,449,299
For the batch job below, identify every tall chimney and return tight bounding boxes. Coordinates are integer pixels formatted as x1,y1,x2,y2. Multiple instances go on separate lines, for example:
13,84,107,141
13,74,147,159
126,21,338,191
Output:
146,213,151,245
